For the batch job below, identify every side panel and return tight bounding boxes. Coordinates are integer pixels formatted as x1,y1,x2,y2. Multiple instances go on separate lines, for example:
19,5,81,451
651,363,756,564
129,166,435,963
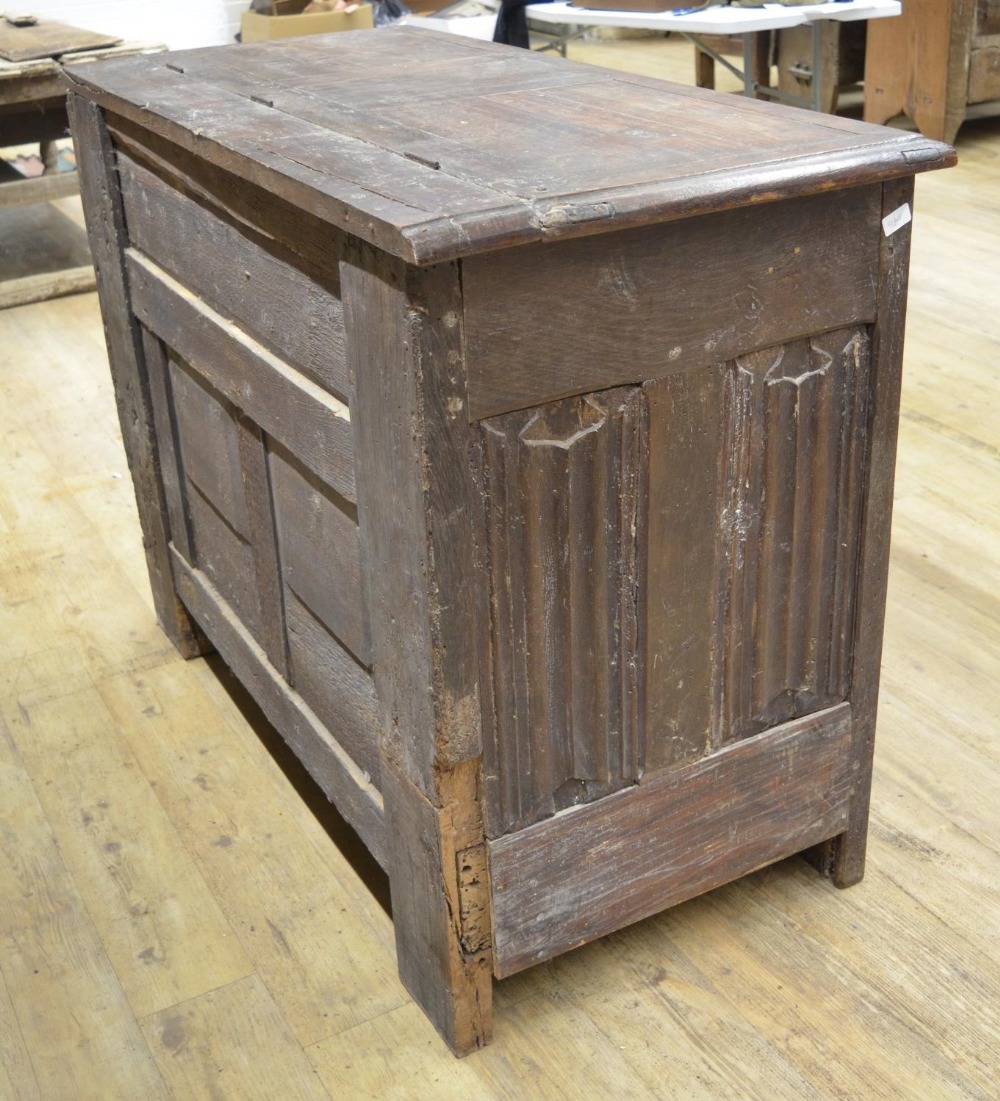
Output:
76,108,385,850
477,327,872,836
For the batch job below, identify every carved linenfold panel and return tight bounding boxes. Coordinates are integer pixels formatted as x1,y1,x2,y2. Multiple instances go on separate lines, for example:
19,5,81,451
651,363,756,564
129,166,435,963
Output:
643,326,870,771
479,387,646,837
717,326,870,742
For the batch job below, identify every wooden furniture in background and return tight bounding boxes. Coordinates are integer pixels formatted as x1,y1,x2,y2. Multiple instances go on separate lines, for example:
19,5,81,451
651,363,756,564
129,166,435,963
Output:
0,15,159,308
865,0,1000,142
525,0,899,111
67,26,952,1055
776,19,866,114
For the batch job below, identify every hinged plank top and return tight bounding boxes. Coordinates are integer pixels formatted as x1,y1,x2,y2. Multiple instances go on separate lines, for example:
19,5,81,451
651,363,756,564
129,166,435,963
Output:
65,25,954,264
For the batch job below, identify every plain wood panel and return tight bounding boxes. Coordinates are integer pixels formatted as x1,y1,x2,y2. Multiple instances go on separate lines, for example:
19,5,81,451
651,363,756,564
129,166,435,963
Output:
462,187,881,420
284,590,381,786
186,484,262,645
141,975,331,1101
642,365,724,769
4,689,252,1020
238,418,290,680
490,704,852,977
117,152,350,401
168,357,248,535
143,329,196,566
270,445,370,669
127,250,356,506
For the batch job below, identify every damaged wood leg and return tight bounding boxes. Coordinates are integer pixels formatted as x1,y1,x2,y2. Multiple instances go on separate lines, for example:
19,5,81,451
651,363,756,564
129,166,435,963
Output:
381,757,493,1056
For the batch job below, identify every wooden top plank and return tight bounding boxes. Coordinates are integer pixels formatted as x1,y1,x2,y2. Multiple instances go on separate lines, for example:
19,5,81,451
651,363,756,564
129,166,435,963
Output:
65,25,955,264
0,17,120,63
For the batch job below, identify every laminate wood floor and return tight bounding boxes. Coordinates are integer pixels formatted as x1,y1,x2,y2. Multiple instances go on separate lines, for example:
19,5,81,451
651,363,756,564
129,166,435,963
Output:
1,35,998,1101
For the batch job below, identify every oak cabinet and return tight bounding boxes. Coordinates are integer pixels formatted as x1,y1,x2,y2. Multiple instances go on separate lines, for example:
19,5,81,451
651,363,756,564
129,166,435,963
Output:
68,27,953,1055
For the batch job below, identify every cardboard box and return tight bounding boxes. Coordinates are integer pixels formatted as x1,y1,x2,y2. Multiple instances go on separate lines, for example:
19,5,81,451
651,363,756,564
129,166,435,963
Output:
241,7,374,41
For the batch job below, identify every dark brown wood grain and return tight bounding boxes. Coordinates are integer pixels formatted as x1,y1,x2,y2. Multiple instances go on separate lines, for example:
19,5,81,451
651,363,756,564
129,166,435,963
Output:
462,188,881,420
716,328,870,743
489,703,853,977
642,364,725,769
642,328,870,773
0,18,119,63
168,357,250,536
126,250,356,505
283,590,381,784
66,92,206,657
141,327,195,567
185,482,262,643
237,417,289,680
345,244,484,792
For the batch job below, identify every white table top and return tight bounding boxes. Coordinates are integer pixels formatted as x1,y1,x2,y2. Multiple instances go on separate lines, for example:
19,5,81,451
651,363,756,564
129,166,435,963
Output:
526,0,900,35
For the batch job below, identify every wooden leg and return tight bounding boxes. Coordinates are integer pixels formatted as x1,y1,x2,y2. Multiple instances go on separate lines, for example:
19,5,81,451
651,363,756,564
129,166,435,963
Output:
67,93,209,659
695,45,715,90
382,759,492,1056
40,139,59,175
810,177,916,889
750,30,771,93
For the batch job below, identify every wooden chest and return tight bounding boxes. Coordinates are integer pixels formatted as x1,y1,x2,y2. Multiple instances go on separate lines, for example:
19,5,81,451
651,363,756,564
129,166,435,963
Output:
67,28,953,1055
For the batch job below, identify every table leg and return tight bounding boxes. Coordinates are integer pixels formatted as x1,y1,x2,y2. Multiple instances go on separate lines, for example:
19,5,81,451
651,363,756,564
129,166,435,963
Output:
40,139,59,175
811,21,823,113
742,32,756,97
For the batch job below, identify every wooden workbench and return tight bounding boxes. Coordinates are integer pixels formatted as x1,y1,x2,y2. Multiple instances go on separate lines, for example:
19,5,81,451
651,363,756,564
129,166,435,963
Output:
0,15,158,308
66,26,953,1055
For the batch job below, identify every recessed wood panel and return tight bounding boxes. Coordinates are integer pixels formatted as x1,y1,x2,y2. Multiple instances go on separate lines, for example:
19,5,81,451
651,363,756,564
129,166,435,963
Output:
717,327,870,743
127,250,356,505
117,149,349,400
270,445,371,668
643,327,871,773
284,591,381,784
185,485,261,643
478,386,646,837
168,357,248,536
167,358,263,642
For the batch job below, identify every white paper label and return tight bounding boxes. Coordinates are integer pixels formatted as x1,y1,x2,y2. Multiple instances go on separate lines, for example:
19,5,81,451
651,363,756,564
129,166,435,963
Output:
882,203,912,237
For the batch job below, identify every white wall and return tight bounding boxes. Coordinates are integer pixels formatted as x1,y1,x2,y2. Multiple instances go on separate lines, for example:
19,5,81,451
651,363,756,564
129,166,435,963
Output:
2,0,250,50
